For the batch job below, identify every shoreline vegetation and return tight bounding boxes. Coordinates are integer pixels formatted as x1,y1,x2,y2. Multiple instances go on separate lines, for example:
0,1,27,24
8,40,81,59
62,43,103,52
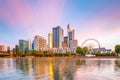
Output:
0,45,120,58
0,52,120,58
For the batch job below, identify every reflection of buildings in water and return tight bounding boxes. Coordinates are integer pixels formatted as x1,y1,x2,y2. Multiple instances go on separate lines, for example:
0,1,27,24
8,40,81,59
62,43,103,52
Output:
48,59,54,80
76,59,86,67
34,59,47,78
14,58,48,79
53,58,76,80
0,58,6,71
28,59,33,76
15,58,29,74
0,59,14,73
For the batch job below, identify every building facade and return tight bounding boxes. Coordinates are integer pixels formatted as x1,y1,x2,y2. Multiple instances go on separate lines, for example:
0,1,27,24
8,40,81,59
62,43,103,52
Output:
67,24,75,48
0,45,5,52
34,35,47,51
32,41,34,50
19,40,29,51
52,26,64,48
48,33,53,48
62,36,68,48
70,40,78,49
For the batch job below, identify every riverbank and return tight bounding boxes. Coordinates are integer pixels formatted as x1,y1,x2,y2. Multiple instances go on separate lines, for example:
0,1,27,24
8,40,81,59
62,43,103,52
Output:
1,56,120,59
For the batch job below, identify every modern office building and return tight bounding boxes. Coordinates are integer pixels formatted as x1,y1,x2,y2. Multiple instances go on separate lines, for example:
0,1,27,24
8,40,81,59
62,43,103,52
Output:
70,40,78,53
28,40,32,51
62,36,68,48
70,40,78,49
67,24,75,48
48,33,53,48
52,26,64,48
0,45,5,52
67,24,71,32
19,40,29,51
32,41,34,50
34,35,47,51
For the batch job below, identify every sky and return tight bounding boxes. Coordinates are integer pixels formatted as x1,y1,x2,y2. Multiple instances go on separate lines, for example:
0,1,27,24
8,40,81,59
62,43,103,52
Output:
0,0,120,50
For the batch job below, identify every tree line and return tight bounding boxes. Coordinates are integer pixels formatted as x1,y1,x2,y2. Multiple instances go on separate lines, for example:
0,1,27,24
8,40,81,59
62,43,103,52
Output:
0,45,120,57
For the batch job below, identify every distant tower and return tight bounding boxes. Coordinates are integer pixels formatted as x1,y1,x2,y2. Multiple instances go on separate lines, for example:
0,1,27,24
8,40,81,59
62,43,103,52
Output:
67,24,75,48
67,24,71,33
48,33,53,48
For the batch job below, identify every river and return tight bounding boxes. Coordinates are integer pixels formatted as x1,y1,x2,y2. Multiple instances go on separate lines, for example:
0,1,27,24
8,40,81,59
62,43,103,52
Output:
0,58,120,80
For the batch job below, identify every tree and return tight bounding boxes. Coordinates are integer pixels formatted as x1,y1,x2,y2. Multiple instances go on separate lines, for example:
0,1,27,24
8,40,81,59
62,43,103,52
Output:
13,48,15,55
31,50,39,56
18,51,23,57
83,46,89,54
115,45,120,56
76,46,83,56
24,48,28,55
7,46,10,54
15,45,19,56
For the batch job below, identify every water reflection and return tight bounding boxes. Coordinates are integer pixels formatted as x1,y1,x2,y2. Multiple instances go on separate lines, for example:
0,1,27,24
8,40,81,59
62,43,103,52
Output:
0,58,120,80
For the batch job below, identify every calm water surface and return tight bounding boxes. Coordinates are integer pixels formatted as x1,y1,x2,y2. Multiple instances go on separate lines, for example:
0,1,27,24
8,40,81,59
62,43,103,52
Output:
0,58,120,80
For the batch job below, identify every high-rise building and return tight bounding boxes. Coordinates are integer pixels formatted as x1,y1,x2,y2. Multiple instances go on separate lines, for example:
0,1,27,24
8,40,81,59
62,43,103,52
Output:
67,24,71,32
52,26,64,48
34,35,46,51
70,40,78,49
19,40,29,51
48,33,53,48
32,41,34,50
0,45,5,52
28,40,32,51
70,40,78,53
67,24,75,48
62,36,68,48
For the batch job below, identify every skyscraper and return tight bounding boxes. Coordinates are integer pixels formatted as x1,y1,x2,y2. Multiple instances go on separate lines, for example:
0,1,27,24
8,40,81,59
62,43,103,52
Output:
52,26,64,48
28,40,32,51
67,24,75,48
48,33,53,48
67,24,71,32
19,40,29,51
32,41,34,50
34,35,46,51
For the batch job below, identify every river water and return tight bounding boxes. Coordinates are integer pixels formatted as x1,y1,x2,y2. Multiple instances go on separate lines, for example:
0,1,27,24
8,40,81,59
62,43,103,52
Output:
0,58,120,80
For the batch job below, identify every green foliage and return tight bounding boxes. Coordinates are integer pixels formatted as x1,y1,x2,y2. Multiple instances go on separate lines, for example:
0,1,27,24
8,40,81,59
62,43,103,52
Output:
15,45,19,55
115,45,120,56
13,48,15,55
83,46,88,54
18,51,23,57
76,46,83,56
92,51,101,56
7,46,10,54
111,52,116,56
24,48,28,55
0,54,6,57
31,50,39,56
106,52,111,56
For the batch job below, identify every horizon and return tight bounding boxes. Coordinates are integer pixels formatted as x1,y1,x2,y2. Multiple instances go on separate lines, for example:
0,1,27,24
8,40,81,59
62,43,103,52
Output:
0,0,120,50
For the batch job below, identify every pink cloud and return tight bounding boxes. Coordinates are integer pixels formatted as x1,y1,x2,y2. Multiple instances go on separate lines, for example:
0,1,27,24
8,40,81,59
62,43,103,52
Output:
0,0,67,39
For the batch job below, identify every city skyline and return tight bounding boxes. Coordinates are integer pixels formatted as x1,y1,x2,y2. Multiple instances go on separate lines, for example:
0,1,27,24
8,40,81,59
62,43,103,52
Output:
0,0,120,50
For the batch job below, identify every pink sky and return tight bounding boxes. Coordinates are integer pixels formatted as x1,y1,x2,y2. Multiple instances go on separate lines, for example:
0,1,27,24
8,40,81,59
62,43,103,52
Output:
0,0,120,50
